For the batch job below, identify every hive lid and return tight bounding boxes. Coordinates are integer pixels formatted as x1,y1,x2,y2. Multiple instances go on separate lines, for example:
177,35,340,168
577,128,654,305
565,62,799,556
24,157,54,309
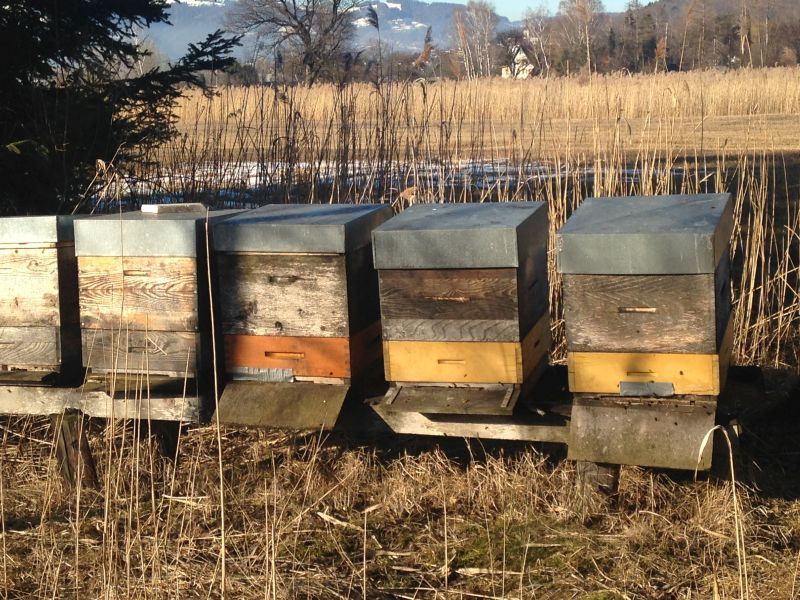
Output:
213,203,393,254
74,206,241,257
372,202,548,269
0,215,77,244
557,193,733,275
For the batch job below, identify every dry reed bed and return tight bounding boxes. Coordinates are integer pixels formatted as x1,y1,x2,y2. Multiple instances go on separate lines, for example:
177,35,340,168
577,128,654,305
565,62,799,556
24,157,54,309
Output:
2,414,800,598
1,68,796,598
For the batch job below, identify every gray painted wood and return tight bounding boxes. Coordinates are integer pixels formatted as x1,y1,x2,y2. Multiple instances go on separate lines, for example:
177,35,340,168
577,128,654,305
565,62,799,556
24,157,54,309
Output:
372,202,548,269
213,203,392,253
0,326,60,368
0,215,76,244
81,329,197,376
74,209,240,257
557,193,733,274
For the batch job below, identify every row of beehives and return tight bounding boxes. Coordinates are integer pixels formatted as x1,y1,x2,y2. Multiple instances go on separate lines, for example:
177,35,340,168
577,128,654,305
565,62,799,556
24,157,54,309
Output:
0,193,733,402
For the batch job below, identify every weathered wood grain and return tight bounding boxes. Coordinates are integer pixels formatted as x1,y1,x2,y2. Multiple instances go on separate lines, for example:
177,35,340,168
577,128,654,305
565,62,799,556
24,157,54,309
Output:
78,256,198,331
0,326,60,368
216,253,349,338
379,268,519,321
0,247,60,327
563,273,717,353
381,318,520,342
0,383,200,421
82,328,197,376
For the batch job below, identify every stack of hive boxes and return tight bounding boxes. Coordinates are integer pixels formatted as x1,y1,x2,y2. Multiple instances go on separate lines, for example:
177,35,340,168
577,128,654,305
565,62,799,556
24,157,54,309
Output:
212,203,392,384
74,205,236,396
372,202,551,403
558,193,734,468
0,216,81,379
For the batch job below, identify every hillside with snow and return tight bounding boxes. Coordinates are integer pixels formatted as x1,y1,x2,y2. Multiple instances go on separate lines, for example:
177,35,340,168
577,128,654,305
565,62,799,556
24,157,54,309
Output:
145,0,517,60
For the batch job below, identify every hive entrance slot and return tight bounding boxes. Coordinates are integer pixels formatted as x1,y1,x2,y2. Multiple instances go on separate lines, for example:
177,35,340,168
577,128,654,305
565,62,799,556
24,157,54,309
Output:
264,351,305,360
617,307,657,314
437,359,466,365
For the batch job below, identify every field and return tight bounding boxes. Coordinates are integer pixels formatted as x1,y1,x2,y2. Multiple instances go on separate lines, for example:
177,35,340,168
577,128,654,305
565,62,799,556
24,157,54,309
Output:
2,68,800,598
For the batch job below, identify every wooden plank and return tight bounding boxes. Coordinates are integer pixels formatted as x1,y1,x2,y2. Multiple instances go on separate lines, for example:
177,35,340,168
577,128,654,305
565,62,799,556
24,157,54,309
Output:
78,256,198,331
0,383,201,421
216,381,350,429
50,412,99,490
381,318,520,343
81,328,197,376
224,334,352,378
563,272,717,353
0,326,60,369
384,314,549,384
380,384,520,416
369,404,570,443
567,351,722,395
0,247,60,327
216,253,349,338
378,268,519,323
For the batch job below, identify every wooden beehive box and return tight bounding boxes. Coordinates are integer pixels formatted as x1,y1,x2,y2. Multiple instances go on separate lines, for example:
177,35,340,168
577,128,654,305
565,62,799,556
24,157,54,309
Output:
213,203,392,382
372,202,550,385
74,205,237,384
0,216,80,376
558,193,734,396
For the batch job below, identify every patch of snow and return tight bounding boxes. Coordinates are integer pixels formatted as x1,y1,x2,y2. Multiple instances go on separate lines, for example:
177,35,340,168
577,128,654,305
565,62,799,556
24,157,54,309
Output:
354,17,373,27
390,18,428,31
166,0,227,6
384,2,402,9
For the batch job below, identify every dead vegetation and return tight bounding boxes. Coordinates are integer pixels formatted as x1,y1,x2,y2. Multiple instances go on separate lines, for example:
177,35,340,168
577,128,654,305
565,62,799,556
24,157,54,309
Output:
0,68,799,598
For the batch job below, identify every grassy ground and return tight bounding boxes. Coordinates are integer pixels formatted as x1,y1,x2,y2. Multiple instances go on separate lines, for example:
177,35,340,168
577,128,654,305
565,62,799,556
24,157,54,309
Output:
1,381,799,600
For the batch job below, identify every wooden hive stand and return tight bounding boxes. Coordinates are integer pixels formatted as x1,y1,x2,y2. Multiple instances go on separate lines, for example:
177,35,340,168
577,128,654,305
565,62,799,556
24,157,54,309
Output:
74,204,241,422
557,193,735,471
370,202,551,428
212,203,392,430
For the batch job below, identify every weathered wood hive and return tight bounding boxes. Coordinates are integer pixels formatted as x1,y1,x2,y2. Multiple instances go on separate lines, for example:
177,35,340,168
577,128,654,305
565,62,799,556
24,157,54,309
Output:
0,216,80,376
558,193,734,396
74,205,236,385
372,202,550,386
212,203,392,382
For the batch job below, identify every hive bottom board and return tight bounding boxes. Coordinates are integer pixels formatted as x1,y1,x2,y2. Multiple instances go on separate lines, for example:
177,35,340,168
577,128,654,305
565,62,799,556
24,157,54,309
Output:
567,318,733,396
383,315,550,384
567,395,718,470
223,322,382,380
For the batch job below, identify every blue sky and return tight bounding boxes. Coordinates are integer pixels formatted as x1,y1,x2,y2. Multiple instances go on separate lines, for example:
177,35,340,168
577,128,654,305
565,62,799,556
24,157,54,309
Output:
448,0,632,21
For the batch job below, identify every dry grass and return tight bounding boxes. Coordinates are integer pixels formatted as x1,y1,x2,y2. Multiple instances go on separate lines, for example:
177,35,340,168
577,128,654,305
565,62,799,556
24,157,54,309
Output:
3,67,798,598
2,408,800,598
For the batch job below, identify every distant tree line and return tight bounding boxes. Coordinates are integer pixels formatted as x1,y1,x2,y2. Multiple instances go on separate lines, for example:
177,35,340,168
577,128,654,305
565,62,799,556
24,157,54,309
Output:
219,0,800,85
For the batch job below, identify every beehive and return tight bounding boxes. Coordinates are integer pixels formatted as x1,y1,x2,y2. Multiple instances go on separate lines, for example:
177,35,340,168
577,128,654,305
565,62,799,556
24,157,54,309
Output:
74,205,237,382
372,202,550,385
212,203,392,382
0,216,80,375
558,193,734,396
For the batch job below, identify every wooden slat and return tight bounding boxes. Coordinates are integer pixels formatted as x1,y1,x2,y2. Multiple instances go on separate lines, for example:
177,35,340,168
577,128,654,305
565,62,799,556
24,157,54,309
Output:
81,328,197,376
78,256,198,331
0,247,60,327
384,314,550,384
380,385,520,416
216,253,349,338
381,318,520,343
0,326,59,368
563,272,717,353
224,334,352,378
378,268,519,322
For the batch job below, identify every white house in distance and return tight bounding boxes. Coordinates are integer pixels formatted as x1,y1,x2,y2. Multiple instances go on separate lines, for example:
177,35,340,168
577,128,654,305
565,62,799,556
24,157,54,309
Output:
501,45,535,79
